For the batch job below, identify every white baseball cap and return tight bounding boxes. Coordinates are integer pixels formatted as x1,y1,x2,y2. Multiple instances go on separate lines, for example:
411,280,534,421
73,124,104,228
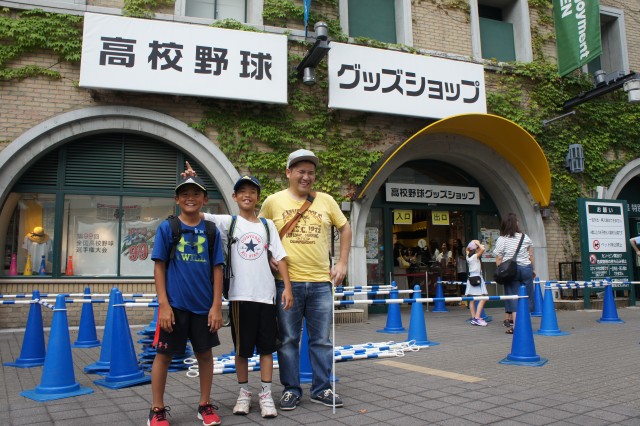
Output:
286,149,319,169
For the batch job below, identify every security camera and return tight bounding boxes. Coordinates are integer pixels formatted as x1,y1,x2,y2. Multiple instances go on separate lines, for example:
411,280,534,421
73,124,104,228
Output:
302,67,316,86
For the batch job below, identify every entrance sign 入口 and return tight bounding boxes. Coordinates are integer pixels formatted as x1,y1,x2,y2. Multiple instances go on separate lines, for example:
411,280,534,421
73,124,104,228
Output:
393,210,413,225
328,43,486,119
80,13,288,104
386,183,480,205
578,199,631,281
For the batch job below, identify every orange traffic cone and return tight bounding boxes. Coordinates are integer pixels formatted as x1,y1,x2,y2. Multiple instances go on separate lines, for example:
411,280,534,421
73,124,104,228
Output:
65,255,74,276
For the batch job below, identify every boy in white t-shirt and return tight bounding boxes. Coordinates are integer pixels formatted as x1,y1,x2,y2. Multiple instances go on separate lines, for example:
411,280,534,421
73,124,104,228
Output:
203,174,294,419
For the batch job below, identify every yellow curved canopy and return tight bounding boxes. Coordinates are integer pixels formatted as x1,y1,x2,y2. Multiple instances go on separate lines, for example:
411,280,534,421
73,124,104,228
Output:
357,113,551,206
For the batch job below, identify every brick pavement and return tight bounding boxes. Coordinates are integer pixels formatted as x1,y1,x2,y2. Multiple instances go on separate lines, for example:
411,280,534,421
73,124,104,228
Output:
1,305,639,425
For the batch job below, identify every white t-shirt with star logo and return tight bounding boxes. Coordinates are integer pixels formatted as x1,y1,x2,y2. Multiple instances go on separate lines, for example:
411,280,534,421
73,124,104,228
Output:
204,214,286,304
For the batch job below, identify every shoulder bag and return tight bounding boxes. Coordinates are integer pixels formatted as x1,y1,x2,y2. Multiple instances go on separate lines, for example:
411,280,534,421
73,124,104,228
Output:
494,233,525,285
278,192,316,240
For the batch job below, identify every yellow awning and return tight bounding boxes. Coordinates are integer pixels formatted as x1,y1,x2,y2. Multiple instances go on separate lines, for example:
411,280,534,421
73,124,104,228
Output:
356,113,551,206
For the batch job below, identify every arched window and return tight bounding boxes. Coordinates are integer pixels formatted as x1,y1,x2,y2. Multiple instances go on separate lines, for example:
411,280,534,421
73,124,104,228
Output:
2,133,223,278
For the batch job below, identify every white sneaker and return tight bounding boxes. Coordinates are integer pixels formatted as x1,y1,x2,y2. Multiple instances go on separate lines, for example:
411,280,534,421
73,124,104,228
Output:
259,390,278,418
477,318,488,327
233,388,252,415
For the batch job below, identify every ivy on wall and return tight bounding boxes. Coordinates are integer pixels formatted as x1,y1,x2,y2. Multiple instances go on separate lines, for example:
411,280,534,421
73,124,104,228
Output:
0,9,83,80
2,2,640,241
487,61,640,255
193,58,383,201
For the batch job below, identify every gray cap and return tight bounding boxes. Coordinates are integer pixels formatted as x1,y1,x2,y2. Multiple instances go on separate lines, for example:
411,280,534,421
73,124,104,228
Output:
176,176,208,195
286,149,319,169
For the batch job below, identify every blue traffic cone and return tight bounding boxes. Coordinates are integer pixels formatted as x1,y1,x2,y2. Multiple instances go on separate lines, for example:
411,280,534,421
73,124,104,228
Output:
21,295,94,401
38,255,47,275
377,285,405,333
73,287,101,348
499,285,548,366
431,279,448,312
300,320,338,385
139,301,159,336
5,290,46,368
300,320,312,384
406,285,439,347
597,279,624,323
531,278,543,317
535,282,569,336
85,287,118,373
95,290,150,389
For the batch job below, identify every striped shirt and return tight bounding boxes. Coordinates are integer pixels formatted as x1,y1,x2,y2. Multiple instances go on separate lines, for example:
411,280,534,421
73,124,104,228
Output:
493,233,533,266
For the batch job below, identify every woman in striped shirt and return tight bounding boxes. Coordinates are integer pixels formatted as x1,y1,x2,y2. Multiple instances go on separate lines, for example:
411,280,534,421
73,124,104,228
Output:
493,213,535,335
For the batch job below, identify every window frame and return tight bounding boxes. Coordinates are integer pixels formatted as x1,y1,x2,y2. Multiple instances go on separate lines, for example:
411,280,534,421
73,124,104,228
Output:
586,6,629,75
470,0,533,63
175,0,263,24
339,0,413,46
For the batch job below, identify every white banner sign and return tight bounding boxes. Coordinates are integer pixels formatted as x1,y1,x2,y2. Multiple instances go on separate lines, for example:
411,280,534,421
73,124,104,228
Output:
73,218,118,276
328,43,486,119
585,201,627,253
80,13,288,103
386,183,480,205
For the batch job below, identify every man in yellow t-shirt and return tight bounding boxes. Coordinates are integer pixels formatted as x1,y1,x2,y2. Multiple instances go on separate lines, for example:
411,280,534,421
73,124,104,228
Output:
260,149,352,411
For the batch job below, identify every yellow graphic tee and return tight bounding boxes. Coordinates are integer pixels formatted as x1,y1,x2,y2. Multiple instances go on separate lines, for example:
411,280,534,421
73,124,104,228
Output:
260,190,347,282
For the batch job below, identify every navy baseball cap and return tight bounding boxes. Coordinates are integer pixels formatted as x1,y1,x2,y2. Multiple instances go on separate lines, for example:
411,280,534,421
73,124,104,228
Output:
175,176,208,195
234,175,261,192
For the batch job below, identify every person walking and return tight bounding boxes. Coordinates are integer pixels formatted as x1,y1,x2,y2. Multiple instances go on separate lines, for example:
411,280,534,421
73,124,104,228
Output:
493,213,535,335
260,149,352,411
465,240,488,326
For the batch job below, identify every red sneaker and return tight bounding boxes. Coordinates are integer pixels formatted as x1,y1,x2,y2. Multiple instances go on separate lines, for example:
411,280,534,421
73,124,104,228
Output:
197,402,221,426
147,406,171,426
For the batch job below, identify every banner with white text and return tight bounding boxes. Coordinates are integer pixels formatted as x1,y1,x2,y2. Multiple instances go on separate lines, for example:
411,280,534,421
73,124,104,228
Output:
80,13,287,103
553,0,602,77
328,43,486,119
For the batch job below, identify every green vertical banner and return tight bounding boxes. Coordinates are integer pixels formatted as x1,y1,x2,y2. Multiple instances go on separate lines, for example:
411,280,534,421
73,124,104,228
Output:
553,0,602,77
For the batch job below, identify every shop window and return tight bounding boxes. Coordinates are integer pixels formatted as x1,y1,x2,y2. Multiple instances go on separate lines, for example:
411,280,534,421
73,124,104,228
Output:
340,0,413,46
1,133,223,278
471,0,532,63
587,7,629,75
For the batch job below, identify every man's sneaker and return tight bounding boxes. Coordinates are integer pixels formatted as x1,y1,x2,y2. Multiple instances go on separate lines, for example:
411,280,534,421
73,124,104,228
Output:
310,388,343,408
148,406,171,426
197,402,220,426
233,388,252,415
279,391,300,411
259,390,278,418
477,318,488,327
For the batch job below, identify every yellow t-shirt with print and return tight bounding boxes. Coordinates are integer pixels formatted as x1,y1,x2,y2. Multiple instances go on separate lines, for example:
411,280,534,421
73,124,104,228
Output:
260,190,348,282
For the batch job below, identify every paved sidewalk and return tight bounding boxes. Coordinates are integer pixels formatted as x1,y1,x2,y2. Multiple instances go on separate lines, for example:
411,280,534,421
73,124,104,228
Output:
1,305,639,425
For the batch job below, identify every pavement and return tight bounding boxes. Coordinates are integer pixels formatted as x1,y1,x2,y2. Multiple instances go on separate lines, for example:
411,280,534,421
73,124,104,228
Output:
1,303,639,426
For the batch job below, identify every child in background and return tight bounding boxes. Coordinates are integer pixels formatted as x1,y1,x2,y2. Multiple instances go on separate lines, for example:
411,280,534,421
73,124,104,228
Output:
466,240,488,327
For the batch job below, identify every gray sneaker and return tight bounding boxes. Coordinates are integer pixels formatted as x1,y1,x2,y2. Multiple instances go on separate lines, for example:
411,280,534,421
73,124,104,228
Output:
279,391,300,411
310,388,343,408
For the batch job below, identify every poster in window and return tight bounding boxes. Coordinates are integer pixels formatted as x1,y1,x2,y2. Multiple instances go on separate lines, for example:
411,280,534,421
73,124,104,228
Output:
74,218,118,275
120,219,162,276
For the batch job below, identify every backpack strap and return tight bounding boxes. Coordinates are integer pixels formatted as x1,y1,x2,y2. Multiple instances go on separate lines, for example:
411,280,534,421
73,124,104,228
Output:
225,215,238,278
204,220,217,263
167,215,182,261
259,217,270,247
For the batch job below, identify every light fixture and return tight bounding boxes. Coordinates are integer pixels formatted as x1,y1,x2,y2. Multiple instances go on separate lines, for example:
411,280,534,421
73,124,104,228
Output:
295,21,331,86
623,78,640,103
565,144,584,173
